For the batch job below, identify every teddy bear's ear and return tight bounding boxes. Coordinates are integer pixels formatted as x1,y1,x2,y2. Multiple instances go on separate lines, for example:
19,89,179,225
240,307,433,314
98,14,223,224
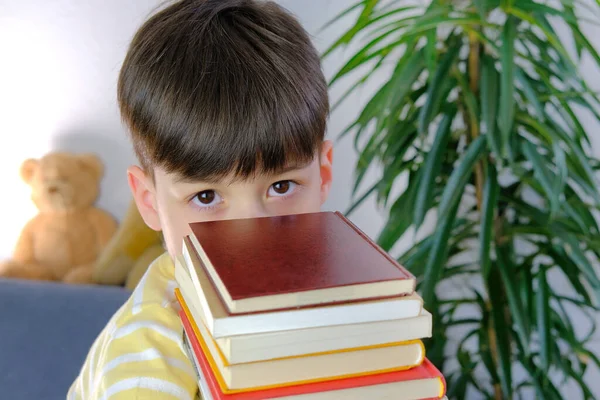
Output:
78,153,104,180
20,158,39,184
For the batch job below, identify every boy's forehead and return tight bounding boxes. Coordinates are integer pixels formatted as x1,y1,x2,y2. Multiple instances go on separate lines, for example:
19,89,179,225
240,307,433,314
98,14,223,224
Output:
167,158,315,185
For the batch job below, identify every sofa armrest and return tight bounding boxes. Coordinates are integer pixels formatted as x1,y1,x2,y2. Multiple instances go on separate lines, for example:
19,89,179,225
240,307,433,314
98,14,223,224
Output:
0,279,131,400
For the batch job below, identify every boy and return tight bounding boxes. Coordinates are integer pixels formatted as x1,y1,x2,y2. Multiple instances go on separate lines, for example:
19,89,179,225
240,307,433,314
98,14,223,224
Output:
68,0,333,398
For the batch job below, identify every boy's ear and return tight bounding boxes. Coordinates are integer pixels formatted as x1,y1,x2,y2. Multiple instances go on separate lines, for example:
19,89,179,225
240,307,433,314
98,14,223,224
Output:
319,140,334,205
127,165,162,231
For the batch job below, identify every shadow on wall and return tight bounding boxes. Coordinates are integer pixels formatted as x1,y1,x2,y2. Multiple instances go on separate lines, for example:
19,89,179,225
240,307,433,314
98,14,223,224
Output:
51,131,135,223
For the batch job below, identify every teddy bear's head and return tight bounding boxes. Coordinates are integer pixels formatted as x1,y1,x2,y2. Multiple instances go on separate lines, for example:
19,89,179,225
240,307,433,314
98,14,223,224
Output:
20,152,104,212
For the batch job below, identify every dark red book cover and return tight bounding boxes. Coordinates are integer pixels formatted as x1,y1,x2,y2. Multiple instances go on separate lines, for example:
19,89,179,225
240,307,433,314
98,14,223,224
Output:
188,211,415,301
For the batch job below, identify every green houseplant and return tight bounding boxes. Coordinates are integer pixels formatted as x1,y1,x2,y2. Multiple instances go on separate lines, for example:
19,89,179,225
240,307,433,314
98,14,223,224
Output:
323,0,600,398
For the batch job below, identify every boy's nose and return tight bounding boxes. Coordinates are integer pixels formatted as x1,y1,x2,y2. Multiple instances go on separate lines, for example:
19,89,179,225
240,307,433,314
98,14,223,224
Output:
226,203,268,221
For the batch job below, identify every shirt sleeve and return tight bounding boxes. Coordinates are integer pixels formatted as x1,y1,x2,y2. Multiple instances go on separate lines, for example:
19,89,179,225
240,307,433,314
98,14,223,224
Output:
67,256,198,400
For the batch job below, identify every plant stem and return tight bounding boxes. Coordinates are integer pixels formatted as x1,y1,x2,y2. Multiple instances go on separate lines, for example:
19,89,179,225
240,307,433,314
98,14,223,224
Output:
468,30,485,209
487,318,504,400
467,28,505,400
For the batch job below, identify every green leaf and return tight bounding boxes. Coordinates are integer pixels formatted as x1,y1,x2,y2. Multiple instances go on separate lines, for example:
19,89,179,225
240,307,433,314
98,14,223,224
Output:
418,36,462,135
330,56,386,112
377,172,419,251
421,199,461,306
319,0,366,36
362,5,446,41
454,68,479,130
578,348,600,371
554,294,598,310
564,185,600,234
425,29,437,76
321,0,382,58
345,180,379,216
438,135,487,219
328,6,434,86
353,129,385,193
536,266,552,372
515,68,545,119
398,235,433,270
562,235,600,293
353,110,419,199
502,192,548,225
378,125,418,170
552,141,567,205
551,99,590,147
479,326,502,390
413,108,456,229
562,360,597,399
337,81,387,143
480,55,502,158
444,264,479,278
522,141,561,218
499,16,517,159
563,3,583,60
562,0,600,20
376,153,417,207
546,244,593,304
382,106,420,162
520,259,536,324
474,0,488,17
519,355,563,400
450,219,479,247
383,48,427,134
508,8,577,77
518,113,600,204
568,144,600,201
572,23,600,69
397,12,487,40
488,267,513,397
328,30,401,86
480,164,499,280
516,2,579,25
496,244,530,351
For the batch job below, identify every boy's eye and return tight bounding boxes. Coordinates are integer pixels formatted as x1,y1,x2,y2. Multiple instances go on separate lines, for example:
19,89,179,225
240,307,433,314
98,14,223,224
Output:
268,180,296,197
191,190,222,208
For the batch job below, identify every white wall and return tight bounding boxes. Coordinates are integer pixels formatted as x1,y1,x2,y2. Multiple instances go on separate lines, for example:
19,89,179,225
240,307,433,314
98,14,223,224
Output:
0,0,153,258
0,0,387,262
1,0,599,397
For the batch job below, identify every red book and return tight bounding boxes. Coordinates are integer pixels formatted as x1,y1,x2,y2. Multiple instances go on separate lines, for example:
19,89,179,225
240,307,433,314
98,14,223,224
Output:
180,308,446,399
188,211,416,314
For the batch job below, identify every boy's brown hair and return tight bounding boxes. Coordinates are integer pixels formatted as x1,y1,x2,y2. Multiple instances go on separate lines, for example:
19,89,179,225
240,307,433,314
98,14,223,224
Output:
117,0,329,181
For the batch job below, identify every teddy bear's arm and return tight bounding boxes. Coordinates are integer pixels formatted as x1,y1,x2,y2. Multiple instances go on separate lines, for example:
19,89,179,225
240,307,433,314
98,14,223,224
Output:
13,220,36,263
89,208,118,251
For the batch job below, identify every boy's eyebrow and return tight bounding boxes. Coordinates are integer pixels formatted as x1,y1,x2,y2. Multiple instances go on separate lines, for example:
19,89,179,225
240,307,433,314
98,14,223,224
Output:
274,160,312,174
173,159,313,184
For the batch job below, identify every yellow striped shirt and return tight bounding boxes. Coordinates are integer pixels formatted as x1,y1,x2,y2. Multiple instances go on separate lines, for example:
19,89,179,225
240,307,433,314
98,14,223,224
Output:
67,252,199,399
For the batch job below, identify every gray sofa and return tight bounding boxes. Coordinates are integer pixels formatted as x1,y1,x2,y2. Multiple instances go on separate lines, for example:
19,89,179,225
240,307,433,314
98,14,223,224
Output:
0,279,131,399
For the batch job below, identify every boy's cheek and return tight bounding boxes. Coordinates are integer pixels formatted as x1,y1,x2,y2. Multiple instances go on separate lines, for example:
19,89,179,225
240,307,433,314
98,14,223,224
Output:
158,206,192,257
294,186,324,213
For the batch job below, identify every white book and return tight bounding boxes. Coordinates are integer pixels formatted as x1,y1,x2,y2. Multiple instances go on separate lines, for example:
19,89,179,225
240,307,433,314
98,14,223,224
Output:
215,308,431,364
186,295,425,390
182,332,213,400
184,329,444,400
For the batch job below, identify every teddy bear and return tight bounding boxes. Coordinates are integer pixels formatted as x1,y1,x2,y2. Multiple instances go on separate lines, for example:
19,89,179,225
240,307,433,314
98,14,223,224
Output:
92,199,165,290
0,152,118,284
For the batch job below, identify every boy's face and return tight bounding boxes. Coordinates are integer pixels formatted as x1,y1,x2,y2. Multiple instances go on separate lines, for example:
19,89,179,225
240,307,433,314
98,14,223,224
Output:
128,141,334,257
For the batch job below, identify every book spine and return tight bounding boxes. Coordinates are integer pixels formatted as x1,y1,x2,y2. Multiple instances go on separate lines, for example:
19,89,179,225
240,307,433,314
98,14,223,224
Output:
185,236,233,316
334,211,415,281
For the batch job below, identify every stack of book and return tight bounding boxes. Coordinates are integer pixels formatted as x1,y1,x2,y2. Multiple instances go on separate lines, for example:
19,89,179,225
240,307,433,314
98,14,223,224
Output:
174,211,447,399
